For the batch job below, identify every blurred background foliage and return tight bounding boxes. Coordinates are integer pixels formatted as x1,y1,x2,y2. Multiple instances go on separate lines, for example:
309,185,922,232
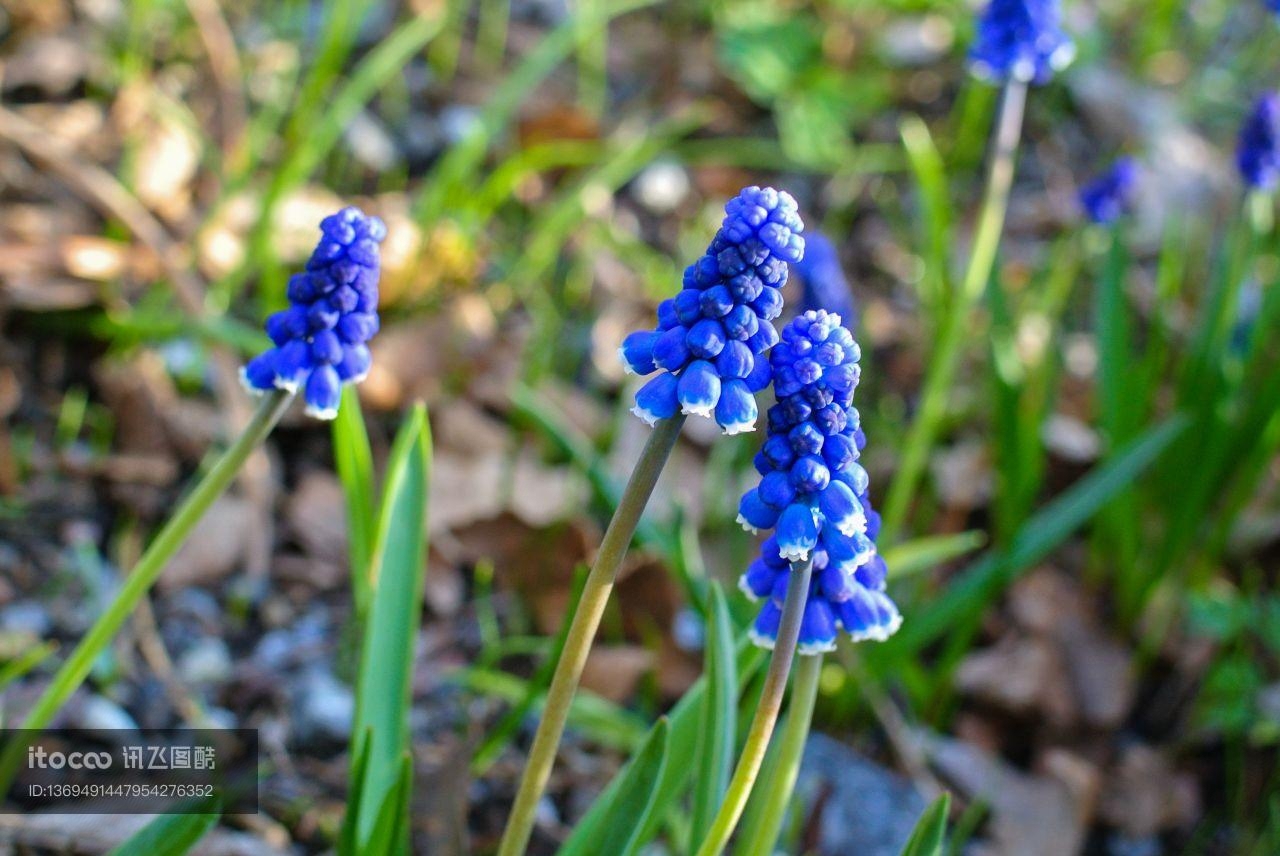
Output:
2,0,1280,852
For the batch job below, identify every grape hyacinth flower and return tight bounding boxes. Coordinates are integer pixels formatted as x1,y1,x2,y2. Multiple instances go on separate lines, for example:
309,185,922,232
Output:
620,187,805,434
795,231,857,326
1238,92,1280,192
1080,157,1139,224
242,207,386,419
968,0,1075,85
736,312,900,652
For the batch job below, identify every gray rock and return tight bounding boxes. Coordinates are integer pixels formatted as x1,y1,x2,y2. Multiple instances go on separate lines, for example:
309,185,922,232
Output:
290,668,354,749
177,637,233,687
0,602,52,637
75,696,139,732
798,733,926,856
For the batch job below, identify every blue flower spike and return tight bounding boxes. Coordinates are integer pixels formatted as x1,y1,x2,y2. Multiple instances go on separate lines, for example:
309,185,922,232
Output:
242,207,386,420
736,310,901,654
794,231,857,326
1238,92,1280,192
622,187,805,434
969,0,1075,85
1080,157,1139,225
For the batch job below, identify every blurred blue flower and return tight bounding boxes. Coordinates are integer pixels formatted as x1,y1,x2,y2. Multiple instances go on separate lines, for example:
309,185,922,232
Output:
795,231,856,325
1238,92,1280,192
735,310,900,653
242,207,386,419
1079,157,1139,224
621,186,804,434
969,0,1075,85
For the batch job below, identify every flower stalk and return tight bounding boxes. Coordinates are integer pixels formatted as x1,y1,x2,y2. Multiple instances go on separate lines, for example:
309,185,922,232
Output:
498,413,686,856
0,388,294,791
694,557,814,856
880,79,1028,543
736,652,823,856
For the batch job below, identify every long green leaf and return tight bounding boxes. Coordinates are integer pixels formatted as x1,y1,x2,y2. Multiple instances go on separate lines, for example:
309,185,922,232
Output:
346,404,432,849
558,644,768,856
899,793,951,856
604,718,672,856
333,386,376,619
895,415,1187,653
106,795,221,856
689,584,737,844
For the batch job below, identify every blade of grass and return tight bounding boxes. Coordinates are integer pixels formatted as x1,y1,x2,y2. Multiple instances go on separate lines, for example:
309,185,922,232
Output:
106,795,221,856
899,793,951,856
414,0,659,228
900,115,953,326
558,643,768,856
893,415,1188,655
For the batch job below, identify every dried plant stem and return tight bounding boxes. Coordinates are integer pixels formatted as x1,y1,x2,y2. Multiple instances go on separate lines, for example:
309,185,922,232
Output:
497,414,686,856
694,557,814,856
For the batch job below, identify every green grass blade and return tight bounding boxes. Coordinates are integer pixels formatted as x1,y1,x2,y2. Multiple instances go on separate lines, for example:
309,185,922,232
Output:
899,793,951,856
348,404,432,848
333,386,376,619
458,667,647,750
558,644,768,856
106,795,221,856
689,584,738,844
880,531,987,580
895,415,1187,653
900,115,952,324
413,0,658,227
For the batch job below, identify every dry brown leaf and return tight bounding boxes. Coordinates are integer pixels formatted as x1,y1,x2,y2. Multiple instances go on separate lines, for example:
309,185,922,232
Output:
581,646,655,703
285,472,347,565
161,495,253,590
1098,744,1200,837
925,733,1090,856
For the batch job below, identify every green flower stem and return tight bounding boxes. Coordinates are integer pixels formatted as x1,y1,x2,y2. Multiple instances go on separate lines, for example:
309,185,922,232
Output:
498,413,686,856
736,652,822,856
694,557,814,856
880,79,1028,544
0,388,293,791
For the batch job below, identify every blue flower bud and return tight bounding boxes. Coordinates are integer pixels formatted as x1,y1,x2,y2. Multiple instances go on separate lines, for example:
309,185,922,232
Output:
969,0,1075,85
776,504,819,562
795,232,857,324
677,359,722,417
620,330,659,375
1238,92,1280,192
715,378,758,435
619,187,805,432
241,206,385,420
1080,157,1139,224
632,372,680,426
737,488,781,532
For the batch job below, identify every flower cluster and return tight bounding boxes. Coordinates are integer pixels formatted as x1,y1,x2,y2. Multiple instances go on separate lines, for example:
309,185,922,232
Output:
1079,157,1139,224
1238,92,1280,192
795,231,856,327
242,207,386,419
968,0,1075,85
736,310,900,653
620,187,805,434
